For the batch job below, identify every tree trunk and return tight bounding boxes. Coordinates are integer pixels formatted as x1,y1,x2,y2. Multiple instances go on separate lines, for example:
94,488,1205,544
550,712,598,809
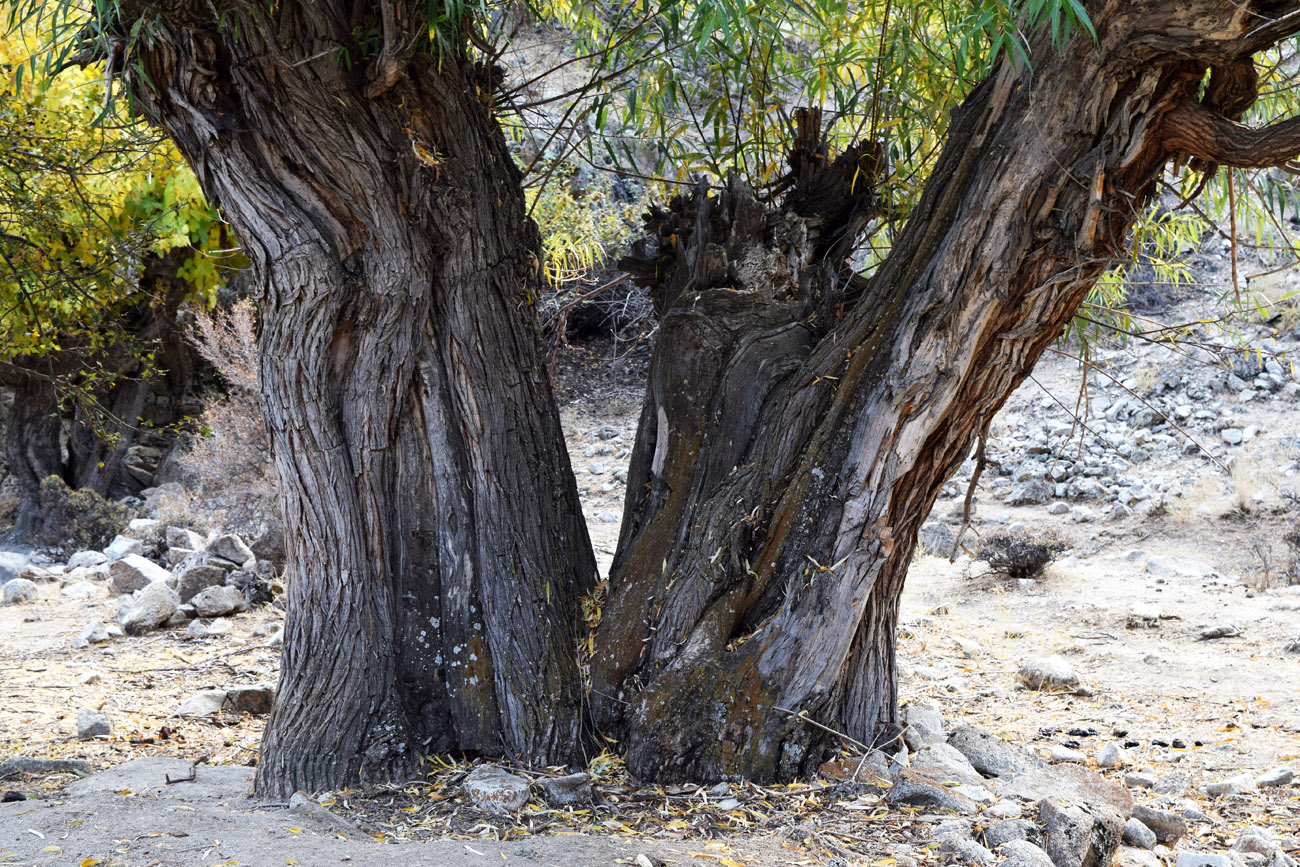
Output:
2,368,65,539
129,12,597,796
593,1,1297,782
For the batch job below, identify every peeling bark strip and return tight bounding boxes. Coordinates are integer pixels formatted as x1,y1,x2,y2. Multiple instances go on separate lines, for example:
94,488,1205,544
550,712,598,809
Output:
126,7,596,796
594,1,1300,782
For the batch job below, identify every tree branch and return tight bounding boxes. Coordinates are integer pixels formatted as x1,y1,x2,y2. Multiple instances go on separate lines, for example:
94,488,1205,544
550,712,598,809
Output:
1161,100,1300,168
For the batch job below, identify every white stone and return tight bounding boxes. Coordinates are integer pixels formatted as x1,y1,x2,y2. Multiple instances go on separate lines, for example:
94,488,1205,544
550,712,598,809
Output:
2,577,39,604
176,689,229,717
463,764,530,814
103,535,144,563
1257,767,1294,788
60,581,100,600
1145,555,1213,578
108,554,173,595
67,550,107,570
1205,772,1257,797
1048,745,1086,763
1097,742,1130,768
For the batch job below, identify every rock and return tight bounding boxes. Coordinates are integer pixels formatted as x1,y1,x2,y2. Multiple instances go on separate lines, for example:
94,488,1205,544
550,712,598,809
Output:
1038,798,1126,867
1198,623,1243,640
1221,428,1245,445
75,620,110,647
949,725,1043,777
185,619,211,639
226,570,272,607
1152,770,1192,795
76,709,111,739
999,841,1056,867
119,582,180,635
1048,502,1070,515
288,791,363,836
103,535,144,563
1017,655,1081,692
539,772,592,806
902,702,945,750
1145,555,1212,578
189,585,248,617
984,819,1038,849
1205,773,1256,797
2,577,38,604
108,554,173,595
463,764,530,815
1256,767,1294,788
225,684,275,714
1124,772,1157,789
174,564,226,603
940,838,995,865
79,671,102,685
1050,746,1087,764
596,511,618,523
18,564,56,583
908,743,986,786
1116,847,1163,867
994,764,1132,817
1097,743,1129,769
176,689,229,717
60,581,100,600
1130,804,1186,844
1008,481,1054,506
933,819,973,841
1123,818,1157,849
165,527,205,551
207,533,255,567
1071,506,1096,523
886,769,979,814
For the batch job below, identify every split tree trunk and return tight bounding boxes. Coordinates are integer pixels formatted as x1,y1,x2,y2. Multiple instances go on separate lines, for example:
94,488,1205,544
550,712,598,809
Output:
129,11,596,796
593,1,1300,782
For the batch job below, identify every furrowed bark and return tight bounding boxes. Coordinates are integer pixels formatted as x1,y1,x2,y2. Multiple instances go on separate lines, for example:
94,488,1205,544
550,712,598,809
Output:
128,8,596,796
594,0,1300,782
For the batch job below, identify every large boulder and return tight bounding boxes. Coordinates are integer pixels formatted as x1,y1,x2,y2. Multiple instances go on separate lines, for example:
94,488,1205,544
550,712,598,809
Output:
994,763,1132,817
103,535,144,564
109,554,173,595
1038,799,1125,867
949,726,1044,777
119,583,180,635
207,533,255,568
174,564,226,603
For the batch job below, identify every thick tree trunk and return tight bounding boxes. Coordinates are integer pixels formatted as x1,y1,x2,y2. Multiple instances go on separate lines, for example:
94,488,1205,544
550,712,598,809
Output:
2,369,65,539
593,1,1300,782
130,10,596,796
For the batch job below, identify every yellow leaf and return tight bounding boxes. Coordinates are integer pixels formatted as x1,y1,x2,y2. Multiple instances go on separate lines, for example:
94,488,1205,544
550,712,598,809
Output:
80,859,103,867
43,846,60,853
286,827,301,834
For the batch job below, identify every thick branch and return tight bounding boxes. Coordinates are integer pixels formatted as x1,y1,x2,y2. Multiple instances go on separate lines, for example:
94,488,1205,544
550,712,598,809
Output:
1162,100,1300,168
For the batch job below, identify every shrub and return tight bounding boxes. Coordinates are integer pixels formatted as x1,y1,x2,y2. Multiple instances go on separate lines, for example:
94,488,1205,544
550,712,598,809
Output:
33,475,131,554
975,531,1067,580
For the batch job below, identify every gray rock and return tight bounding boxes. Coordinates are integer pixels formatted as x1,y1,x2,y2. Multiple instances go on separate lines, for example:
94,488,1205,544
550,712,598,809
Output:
1205,773,1256,797
984,819,1038,849
108,554,173,595
940,838,995,865
1231,830,1279,857
1048,502,1070,515
174,564,227,603
1116,847,1163,867
61,581,100,600
983,800,1024,819
64,550,104,569
76,708,112,739
225,684,275,714
103,535,144,563
909,743,985,786
1256,767,1294,788
189,585,248,618
1221,428,1245,445
1124,772,1157,789
1145,555,1212,578
1017,655,1081,692
1007,480,1054,506
1039,798,1126,867
288,791,363,836
1177,855,1243,867
207,533,255,567
902,701,945,750
948,725,1043,777
463,764,530,815
176,689,229,717
933,819,973,841
538,772,592,806
2,577,38,604
1071,506,1096,523
1130,804,1186,844
1123,818,1157,849
19,563,57,583
119,582,180,635
596,511,618,523
75,620,110,647
886,769,979,814
998,840,1056,867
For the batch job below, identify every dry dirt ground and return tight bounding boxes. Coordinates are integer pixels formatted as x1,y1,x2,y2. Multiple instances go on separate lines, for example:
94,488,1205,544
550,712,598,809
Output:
2,319,1299,866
